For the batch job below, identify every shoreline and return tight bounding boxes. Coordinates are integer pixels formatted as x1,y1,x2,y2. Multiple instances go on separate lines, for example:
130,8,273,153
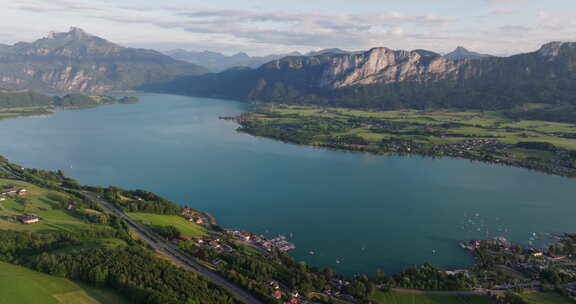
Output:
237,128,576,178
0,97,140,121
229,106,576,179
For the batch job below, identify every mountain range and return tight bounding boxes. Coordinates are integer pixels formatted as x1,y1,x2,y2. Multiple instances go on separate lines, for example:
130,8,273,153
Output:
147,41,576,118
0,27,207,93
443,46,495,60
164,48,355,72
1,28,575,121
165,49,300,72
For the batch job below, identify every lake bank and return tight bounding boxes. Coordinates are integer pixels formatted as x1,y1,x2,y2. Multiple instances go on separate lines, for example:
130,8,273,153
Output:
230,105,576,178
0,93,574,275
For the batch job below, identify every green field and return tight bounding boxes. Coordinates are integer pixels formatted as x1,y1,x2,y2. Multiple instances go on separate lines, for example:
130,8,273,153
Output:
0,179,100,232
0,262,128,304
265,105,576,150
127,212,208,237
370,291,494,304
0,106,52,120
237,105,576,177
522,292,574,304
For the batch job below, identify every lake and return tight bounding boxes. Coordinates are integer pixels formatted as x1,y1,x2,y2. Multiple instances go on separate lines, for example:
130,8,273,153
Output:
0,93,574,275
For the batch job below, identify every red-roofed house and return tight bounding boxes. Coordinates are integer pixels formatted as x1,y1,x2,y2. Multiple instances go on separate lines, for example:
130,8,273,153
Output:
273,290,282,299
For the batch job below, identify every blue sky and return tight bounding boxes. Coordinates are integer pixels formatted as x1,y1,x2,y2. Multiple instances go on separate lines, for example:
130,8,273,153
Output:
1,0,575,55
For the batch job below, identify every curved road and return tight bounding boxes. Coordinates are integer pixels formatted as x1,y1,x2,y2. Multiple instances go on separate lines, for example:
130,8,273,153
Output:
84,193,264,304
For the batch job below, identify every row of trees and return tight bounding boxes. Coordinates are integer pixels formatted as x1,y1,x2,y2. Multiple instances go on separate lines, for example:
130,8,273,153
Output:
103,186,182,215
381,264,476,291
33,246,239,304
0,221,239,304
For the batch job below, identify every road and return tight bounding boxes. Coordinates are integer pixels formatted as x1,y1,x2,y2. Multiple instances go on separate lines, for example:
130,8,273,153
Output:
84,192,265,304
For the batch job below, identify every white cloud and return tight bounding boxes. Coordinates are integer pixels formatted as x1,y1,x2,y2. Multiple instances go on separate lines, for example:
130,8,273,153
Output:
537,11,576,30
483,0,528,6
0,0,574,56
5,1,457,52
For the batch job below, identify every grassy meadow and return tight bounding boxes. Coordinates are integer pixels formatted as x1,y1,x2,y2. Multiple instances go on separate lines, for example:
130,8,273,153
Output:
522,292,575,304
0,178,100,233
0,262,128,304
127,212,208,237
267,106,576,150
369,291,494,304
0,106,52,120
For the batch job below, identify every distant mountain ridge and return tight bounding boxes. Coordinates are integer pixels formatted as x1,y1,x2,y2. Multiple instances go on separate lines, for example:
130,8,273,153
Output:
165,48,356,72
165,49,301,72
444,46,495,60
148,41,576,114
0,27,208,93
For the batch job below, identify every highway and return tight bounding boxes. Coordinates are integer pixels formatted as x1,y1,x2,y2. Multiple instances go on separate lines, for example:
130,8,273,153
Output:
84,192,265,304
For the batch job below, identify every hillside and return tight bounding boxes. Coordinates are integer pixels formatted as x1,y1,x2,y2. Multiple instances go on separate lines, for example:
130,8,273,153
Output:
148,42,576,121
0,159,241,304
0,89,53,107
0,262,129,304
0,89,139,120
0,27,208,93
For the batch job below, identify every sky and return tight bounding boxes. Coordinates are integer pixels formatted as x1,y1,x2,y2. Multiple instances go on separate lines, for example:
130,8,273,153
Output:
1,0,575,56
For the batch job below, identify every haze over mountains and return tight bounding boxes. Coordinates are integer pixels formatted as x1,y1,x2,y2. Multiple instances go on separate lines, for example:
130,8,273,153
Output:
165,48,356,72
0,27,207,93
165,49,300,72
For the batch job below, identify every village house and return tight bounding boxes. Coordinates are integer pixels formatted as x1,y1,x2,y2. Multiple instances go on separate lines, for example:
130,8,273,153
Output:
267,280,280,289
186,216,204,224
19,215,40,224
1,187,27,196
230,230,252,241
181,206,195,216
273,290,283,300
445,269,470,276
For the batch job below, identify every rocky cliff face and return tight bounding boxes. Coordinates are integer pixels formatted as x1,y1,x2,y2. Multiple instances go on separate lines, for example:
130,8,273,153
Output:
0,27,207,93
319,48,464,88
258,41,575,90
151,41,576,109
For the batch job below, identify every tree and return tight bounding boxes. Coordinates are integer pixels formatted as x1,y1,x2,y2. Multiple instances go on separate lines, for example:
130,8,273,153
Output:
16,197,31,213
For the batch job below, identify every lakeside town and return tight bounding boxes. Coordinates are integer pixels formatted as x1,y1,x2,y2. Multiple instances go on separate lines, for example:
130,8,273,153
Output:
459,235,576,295
173,198,576,303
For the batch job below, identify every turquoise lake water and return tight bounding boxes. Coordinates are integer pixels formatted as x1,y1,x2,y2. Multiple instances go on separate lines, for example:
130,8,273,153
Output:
0,93,574,275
